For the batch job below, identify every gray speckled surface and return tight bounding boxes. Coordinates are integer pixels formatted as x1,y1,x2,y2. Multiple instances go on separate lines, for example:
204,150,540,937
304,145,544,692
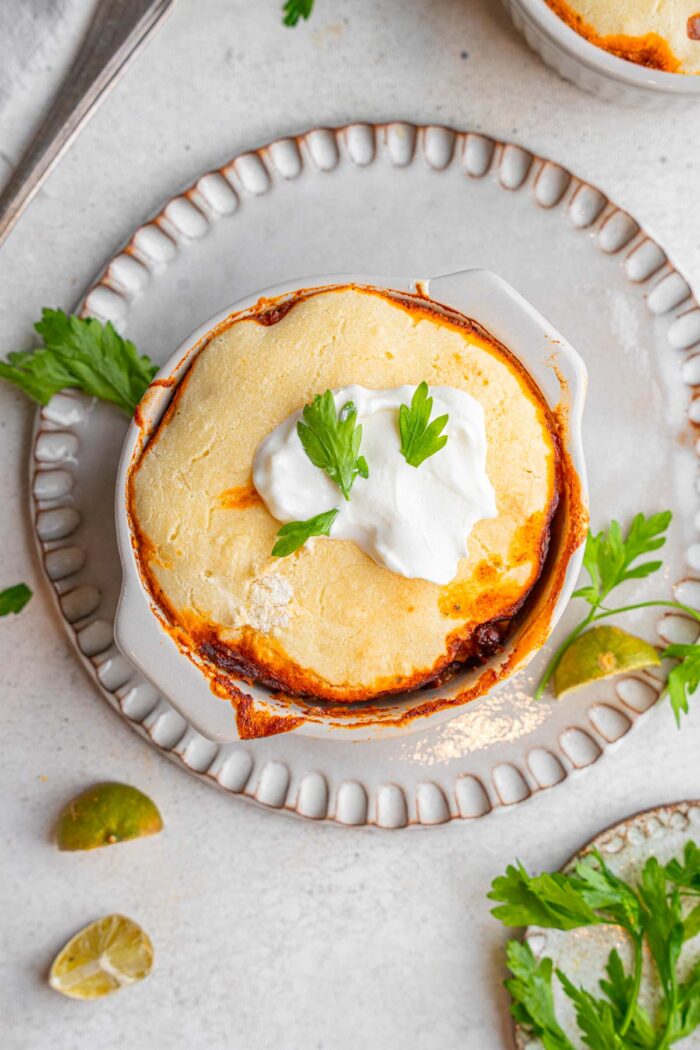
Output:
1,2,700,1048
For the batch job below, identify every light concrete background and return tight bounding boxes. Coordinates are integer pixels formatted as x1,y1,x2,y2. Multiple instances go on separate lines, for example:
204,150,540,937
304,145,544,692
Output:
1,2,700,1048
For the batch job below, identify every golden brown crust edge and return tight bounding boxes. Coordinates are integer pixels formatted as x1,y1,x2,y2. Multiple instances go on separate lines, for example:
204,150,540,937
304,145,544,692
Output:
544,0,684,72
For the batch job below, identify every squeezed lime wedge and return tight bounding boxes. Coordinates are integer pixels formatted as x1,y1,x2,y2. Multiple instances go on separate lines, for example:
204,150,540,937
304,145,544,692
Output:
49,915,153,999
554,625,660,698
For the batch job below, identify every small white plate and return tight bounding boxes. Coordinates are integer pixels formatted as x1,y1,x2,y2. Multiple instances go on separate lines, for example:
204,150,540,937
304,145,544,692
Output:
30,123,700,827
516,801,700,1048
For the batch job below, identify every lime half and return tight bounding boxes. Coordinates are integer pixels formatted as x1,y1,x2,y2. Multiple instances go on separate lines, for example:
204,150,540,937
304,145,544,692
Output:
55,782,162,851
49,915,153,999
554,625,660,698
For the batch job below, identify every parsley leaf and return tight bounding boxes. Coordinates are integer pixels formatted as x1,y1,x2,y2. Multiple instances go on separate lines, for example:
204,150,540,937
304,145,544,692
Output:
0,583,32,616
398,381,449,468
282,0,315,26
557,969,628,1050
662,643,700,726
665,841,700,893
674,959,700,1042
572,512,672,607
488,861,601,931
271,508,338,558
297,391,368,501
598,950,656,1049
572,852,641,933
682,903,700,944
504,941,575,1050
489,854,644,938
0,309,158,415
638,857,684,1007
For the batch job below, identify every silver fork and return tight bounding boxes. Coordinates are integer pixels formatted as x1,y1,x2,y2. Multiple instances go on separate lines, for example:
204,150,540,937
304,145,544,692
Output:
0,0,175,248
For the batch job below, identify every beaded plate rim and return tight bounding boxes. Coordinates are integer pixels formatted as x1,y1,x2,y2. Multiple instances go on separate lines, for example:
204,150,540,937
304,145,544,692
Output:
29,121,700,828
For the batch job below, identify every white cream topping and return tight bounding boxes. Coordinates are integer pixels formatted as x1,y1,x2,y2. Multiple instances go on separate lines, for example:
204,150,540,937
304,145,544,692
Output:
252,385,497,586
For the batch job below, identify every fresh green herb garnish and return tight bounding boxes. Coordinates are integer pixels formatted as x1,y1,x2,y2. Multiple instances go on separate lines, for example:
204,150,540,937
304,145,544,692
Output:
0,583,32,616
573,511,672,607
297,391,368,501
505,941,574,1050
282,0,315,26
535,510,700,723
0,309,157,415
399,381,449,468
490,845,700,1049
665,841,700,896
272,508,339,558
663,644,700,726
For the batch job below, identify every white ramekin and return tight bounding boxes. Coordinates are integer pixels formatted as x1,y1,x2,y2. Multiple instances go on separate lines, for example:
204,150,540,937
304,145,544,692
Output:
114,268,588,742
504,0,700,105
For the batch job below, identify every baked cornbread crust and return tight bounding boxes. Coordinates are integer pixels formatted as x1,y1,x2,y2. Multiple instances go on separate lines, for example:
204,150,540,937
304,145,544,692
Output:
546,0,700,74
128,286,561,703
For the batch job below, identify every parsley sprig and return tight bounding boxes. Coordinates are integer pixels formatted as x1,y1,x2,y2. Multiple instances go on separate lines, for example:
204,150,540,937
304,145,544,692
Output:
662,645,700,725
535,511,700,722
0,583,32,616
272,381,449,557
490,844,700,1049
273,386,369,558
282,0,315,26
297,390,368,501
399,381,449,468
272,508,338,558
0,309,157,415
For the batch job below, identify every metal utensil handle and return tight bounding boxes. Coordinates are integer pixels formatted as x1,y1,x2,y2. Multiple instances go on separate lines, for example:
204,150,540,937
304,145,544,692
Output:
0,0,175,248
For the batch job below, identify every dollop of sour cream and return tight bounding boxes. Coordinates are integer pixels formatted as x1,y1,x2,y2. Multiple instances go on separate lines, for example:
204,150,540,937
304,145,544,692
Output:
253,385,497,585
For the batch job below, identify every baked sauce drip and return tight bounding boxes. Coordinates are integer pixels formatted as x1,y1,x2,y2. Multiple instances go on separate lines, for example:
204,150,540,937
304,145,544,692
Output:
254,299,296,326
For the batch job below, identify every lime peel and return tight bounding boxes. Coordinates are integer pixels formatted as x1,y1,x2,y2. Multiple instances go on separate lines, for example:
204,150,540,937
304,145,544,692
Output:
553,625,660,698
55,782,162,851
49,914,153,1000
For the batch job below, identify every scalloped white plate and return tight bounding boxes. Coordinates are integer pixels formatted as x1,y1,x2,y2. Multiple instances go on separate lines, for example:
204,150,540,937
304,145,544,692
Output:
30,122,700,828
515,801,700,1049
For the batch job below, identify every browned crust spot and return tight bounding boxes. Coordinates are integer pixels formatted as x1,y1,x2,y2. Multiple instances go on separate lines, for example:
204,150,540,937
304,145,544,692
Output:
545,0,683,71
689,14,700,41
216,483,262,510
